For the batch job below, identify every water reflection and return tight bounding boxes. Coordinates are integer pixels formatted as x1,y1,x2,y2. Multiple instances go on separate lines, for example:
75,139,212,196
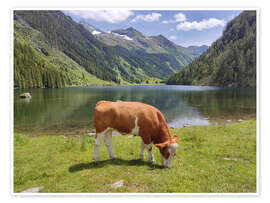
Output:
14,85,256,136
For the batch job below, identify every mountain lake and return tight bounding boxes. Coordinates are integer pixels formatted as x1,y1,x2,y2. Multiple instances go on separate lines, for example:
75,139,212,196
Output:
14,85,256,136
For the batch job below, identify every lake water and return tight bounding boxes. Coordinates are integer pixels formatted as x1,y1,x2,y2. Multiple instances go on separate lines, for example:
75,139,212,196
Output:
14,85,256,136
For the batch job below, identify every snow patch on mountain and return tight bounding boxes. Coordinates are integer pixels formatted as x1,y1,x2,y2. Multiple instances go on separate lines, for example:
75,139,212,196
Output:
92,30,101,35
111,32,133,41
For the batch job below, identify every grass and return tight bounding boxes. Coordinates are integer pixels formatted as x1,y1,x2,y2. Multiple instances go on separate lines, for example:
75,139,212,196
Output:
13,120,256,193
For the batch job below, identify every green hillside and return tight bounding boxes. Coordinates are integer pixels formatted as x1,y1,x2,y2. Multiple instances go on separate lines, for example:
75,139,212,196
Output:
14,18,113,89
167,11,256,87
14,10,194,89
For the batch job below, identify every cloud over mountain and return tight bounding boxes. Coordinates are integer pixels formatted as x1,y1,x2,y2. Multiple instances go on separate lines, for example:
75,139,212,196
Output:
169,35,177,40
176,18,226,31
131,13,162,23
162,12,186,24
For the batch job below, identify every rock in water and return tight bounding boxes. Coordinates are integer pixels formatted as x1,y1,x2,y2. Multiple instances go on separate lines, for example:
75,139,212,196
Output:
20,186,44,193
183,123,191,128
20,92,31,99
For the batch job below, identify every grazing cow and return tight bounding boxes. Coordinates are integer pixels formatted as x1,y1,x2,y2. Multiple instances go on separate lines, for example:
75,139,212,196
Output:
93,101,179,168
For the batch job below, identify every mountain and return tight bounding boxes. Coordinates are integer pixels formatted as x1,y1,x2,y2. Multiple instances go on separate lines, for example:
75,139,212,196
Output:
79,20,104,35
14,10,194,89
181,45,209,58
92,25,194,70
113,27,144,39
167,11,256,87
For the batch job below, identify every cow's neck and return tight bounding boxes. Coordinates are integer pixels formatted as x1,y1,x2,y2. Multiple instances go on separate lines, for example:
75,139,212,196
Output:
155,126,172,144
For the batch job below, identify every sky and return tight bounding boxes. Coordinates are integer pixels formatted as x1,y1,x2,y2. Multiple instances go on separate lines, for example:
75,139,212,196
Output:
63,9,242,47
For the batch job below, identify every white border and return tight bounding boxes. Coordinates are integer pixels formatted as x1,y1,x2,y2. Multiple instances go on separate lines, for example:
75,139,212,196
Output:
10,7,259,197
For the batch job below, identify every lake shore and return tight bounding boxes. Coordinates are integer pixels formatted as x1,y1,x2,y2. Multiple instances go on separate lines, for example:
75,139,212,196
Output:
14,120,256,193
14,115,256,137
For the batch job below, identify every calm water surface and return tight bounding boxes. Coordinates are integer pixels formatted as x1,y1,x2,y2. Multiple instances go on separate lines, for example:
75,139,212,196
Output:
14,85,256,136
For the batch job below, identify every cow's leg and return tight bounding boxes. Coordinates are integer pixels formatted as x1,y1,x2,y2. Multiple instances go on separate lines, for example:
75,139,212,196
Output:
140,141,145,160
94,130,106,162
146,143,155,163
104,130,115,159
139,131,155,163
140,139,155,163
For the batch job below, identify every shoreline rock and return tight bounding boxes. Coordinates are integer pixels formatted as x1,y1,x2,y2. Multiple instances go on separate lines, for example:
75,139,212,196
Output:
20,92,31,99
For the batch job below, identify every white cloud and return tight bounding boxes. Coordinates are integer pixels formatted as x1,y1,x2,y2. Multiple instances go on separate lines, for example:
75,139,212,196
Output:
174,13,186,22
176,18,226,31
169,35,177,40
162,12,186,24
162,20,169,24
66,10,133,23
131,13,162,23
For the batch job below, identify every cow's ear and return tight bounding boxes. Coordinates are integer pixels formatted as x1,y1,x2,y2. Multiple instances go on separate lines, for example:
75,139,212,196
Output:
173,134,178,143
155,141,169,149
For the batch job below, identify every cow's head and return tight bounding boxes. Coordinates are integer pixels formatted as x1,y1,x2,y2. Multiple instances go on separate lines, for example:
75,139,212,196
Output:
155,135,178,168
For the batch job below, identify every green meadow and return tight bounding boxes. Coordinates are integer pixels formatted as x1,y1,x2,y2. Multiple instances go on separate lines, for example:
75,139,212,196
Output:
14,120,256,193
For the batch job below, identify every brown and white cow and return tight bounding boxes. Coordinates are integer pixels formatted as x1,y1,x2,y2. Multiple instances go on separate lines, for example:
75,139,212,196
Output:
93,100,179,168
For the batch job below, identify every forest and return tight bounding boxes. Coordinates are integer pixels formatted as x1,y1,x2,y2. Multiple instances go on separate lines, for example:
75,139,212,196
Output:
167,11,256,87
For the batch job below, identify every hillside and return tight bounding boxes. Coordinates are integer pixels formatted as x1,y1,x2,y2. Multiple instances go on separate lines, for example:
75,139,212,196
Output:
14,10,194,89
14,16,114,88
167,11,256,87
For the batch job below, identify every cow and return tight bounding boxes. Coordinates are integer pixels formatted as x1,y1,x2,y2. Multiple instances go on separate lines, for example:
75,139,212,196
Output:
93,100,179,168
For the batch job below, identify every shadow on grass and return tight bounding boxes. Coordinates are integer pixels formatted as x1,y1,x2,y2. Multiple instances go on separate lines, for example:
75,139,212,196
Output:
69,158,164,172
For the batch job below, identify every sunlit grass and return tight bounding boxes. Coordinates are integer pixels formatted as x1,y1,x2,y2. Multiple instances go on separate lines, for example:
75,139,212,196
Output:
14,120,256,193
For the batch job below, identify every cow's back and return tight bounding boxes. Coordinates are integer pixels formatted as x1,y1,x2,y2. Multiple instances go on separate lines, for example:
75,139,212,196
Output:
94,101,161,135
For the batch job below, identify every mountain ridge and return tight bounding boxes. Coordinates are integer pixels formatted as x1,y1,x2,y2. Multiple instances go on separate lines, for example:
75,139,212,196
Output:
91,24,194,70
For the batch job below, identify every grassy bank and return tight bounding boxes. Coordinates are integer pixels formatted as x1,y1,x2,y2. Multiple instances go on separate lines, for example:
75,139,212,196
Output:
13,120,256,193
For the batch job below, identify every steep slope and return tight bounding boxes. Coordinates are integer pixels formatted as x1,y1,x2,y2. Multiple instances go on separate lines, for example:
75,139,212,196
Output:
150,35,194,67
14,10,123,83
14,16,113,88
167,11,256,87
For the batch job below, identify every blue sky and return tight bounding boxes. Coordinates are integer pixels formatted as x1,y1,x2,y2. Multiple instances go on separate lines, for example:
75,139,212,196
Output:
63,10,242,47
